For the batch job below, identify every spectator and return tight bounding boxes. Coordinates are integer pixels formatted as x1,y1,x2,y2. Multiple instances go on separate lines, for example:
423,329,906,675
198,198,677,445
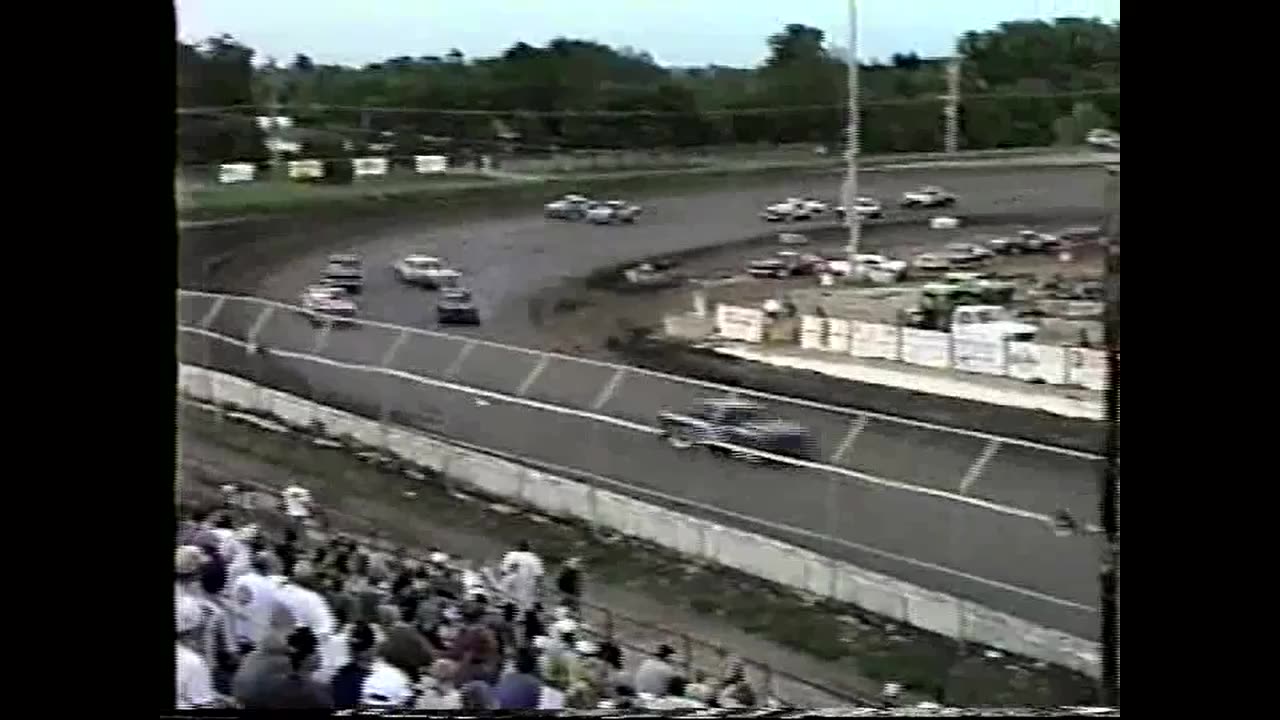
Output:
317,603,388,684
180,509,220,549
232,604,298,704
176,595,218,709
415,659,462,710
459,680,496,710
176,546,234,676
239,627,333,709
360,640,416,709
448,601,501,684
489,602,518,661
228,552,281,655
523,602,547,644
275,527,300,580
633,644,678,696
196,537,229,598
329,621,377,710
571,640,614,692
598,631,624,673
494,646,542,709
380,600,434,681
555,557,583,610
564,679,600,709
599,682,636,710
686,670,715,704
649,675,706,710
425,604,462,654
275,561,336,647
281,485,313,525
500,541,544,613
225,525,259,582
716,659,757,708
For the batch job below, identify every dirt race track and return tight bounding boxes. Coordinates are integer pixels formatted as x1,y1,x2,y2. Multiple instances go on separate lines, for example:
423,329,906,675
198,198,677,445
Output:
178,165,1111,642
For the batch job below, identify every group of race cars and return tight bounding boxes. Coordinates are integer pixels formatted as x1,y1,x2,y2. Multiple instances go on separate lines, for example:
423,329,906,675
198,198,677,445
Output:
760,185,957,223
298,252,481,327
544,194,644,224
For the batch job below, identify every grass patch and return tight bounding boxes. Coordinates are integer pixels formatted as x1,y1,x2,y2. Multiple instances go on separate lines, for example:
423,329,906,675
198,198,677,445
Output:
178,401,1099,707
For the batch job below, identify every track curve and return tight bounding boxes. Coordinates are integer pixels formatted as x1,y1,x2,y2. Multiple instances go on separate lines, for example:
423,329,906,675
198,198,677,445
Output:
178,165,1110,643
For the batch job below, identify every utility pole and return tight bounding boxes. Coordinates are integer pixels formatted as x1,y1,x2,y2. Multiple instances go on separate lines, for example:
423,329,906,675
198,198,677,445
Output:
267,62,285,181
1099,165,1121,707
843,0,862,261
943,57,961,154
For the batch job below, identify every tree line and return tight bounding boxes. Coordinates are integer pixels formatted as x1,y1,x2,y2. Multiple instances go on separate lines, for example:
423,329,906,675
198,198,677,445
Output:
177,18,1119,166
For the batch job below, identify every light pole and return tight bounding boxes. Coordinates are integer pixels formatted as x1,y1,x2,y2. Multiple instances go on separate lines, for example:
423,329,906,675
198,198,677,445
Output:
842,0,861,261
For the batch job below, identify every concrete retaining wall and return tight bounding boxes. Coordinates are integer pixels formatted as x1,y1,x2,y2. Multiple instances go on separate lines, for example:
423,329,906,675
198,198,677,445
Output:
178,363,1100,678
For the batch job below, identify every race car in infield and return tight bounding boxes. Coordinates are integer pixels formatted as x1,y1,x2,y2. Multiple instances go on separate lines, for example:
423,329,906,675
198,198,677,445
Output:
394,254,459,289
835,196,883,220
436,287,481,325
899,186,957,209
299,284,358,326
657,398,817,464
760,197,828,222
323,253,365,294
584,200,642,224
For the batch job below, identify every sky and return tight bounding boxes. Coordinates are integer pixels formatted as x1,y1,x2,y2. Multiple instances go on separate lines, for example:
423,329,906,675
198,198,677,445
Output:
176,0,1120,69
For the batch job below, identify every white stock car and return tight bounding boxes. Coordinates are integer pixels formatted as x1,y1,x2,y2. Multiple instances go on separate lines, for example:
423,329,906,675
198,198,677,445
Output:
393,254,457,288
760,197,816,222
299,285,357,326
544,194,593,220
835,196,883,220
900,186,957,208
585,200,642,224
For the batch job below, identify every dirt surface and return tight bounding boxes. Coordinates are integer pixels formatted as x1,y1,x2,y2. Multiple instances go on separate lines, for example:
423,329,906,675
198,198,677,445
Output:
177,401,1099,707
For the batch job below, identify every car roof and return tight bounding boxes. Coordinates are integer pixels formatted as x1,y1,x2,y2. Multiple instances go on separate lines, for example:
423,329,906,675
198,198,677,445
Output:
329,253,361,261
700,398,762,411
404,255,440,263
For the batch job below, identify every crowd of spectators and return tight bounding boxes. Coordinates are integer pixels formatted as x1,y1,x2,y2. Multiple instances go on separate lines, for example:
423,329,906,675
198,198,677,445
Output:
175,482,765,710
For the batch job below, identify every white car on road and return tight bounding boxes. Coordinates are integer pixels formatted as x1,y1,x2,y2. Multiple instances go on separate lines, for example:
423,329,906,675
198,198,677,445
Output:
585,200,642,224
836,196,883,220
394,254,457,288
1086,128,1120,152
912,253,952,271
901,186,957,208
544,194,593,220
299,284,357,325
760,197,817,222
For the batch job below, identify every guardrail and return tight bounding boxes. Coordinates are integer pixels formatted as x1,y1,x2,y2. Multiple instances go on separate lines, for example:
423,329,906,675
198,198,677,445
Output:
177,362,1101,678
177,443,875,707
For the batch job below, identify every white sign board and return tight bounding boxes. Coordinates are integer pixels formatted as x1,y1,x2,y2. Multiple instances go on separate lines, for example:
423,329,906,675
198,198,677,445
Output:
901,328,950,369
716,304,765,343
849,322,900,360
799,315,826,351
287,159,325,180
217,163,256,184
825,319,851,353
254,115,294,132
1007,343,1068,385
952,336,1006,376
1066,348,1107,390
352,157,389,177
415,155,449,174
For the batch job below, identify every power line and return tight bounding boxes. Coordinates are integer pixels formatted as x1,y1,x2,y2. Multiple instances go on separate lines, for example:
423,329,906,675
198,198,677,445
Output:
176,88,1119,119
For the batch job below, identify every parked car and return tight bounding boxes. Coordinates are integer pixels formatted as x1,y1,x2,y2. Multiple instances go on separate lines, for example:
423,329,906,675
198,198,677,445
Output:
901,186,957,208
657,398,816,463
436,287,480,325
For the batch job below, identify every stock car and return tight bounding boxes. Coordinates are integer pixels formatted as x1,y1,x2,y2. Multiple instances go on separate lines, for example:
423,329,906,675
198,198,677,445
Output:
657,398,816,464
436,287,481,325
544,194,593,220
393,254,458,288
835,196,883,220
900,186,957,208
323,253,364,294
745,251,824,278
299,284,358,326
760,197,827,222
584,200,642,224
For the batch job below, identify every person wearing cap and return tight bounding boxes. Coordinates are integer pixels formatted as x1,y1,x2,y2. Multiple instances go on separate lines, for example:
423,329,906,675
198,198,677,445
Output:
555,557,583,611
240,627,333,709
446,601,501,684
329,621,378,710
176,595,218,710
318,606,388,685
633,644,679,697
493,646,542,709
415,659,462,710
500,541,544,613
176,546,234,675
380,600,435,682
648,675,707,710
231,602,299,704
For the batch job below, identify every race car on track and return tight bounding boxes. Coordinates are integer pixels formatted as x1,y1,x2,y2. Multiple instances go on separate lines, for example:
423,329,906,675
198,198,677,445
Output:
1017,230,1063,253
657,398,816,464
900,186,957,208
299,284,357,326
942,242,994,266
324,253,364,294
544,194,593,220
760,197,817,222
436,287,481,325
835,196,883,220
585,200,642,224
912,253,952,272
394,254,457,288
745,251,824,279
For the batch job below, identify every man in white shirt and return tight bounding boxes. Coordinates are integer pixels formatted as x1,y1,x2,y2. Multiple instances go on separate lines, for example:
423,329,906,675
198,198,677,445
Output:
228,552,281,654
274,561,335,646
500,541,544,612
177,595,218,709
